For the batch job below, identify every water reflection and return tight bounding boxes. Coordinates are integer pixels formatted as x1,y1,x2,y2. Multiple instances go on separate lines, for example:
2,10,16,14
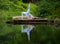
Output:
21,25,34,40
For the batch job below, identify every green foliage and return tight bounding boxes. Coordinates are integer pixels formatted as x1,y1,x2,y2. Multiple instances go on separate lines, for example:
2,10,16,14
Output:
0,0,10,10
36,0,60,18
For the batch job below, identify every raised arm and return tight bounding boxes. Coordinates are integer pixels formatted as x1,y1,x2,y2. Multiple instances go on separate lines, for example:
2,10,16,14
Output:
27,3,30,13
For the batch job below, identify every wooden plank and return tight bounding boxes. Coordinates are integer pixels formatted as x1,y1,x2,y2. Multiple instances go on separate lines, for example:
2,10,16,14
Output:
6,19,56,25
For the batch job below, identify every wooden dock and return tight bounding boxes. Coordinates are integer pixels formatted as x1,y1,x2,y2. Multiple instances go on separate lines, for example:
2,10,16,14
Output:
6,19,57,25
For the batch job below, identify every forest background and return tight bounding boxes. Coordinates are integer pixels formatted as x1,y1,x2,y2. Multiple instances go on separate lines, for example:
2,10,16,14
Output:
0,0,60,44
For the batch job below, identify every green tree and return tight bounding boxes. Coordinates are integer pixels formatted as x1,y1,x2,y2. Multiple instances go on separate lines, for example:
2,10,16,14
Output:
36,0,60,18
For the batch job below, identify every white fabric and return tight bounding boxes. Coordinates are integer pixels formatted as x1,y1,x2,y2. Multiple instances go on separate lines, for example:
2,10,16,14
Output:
21,3,34,18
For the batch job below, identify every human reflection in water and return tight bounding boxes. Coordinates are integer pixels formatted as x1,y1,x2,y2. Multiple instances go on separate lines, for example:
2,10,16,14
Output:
21,25,34,40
